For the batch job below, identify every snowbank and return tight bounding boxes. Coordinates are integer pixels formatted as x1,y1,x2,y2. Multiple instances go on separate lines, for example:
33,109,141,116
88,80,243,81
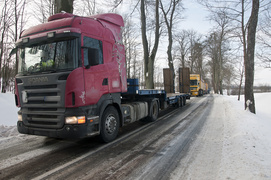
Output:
0,93,19,126
0,93,19,137
219,94,271,179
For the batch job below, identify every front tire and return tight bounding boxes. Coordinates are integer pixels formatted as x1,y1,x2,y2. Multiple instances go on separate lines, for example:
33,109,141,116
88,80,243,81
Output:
100,106,120,143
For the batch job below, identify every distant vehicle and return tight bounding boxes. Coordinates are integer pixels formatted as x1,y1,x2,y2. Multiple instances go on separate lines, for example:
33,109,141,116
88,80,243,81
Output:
190,74,208,96
14,12,190,142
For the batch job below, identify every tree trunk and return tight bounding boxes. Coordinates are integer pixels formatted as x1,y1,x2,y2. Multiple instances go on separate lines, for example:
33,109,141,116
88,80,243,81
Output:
148,0,160,89
0,0,8,92
140,0,149,88
54,0,74,14
244,0,259,114
140,0,159,89
238,65,244,101
167,30,175,92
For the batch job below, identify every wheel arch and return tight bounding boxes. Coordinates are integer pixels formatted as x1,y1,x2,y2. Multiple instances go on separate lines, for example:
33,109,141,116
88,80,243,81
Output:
99,98,124,128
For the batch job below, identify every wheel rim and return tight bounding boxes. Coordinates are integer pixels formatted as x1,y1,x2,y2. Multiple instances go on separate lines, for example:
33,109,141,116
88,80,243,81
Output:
105,114,117,134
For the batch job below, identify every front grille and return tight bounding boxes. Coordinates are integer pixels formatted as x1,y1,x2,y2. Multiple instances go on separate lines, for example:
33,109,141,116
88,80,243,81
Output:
24,84,57,89
26,114,59,128
18,77,67,129
24,85,60,105
28,108,58,111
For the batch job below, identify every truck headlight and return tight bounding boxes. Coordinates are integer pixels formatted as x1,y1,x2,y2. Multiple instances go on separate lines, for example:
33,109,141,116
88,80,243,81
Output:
18,114,22,121
65,116,86,124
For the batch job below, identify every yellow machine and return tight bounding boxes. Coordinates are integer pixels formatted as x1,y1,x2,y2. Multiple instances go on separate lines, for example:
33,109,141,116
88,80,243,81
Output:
190,74,206,96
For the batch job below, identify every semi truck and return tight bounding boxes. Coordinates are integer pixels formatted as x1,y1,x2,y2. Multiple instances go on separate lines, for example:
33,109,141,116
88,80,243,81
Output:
190,74,207,96
14,12,189,142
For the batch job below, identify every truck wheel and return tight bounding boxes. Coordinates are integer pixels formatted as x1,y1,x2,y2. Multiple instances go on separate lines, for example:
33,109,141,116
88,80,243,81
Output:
148,100,159,122
100,106,119,143
199,89,203,96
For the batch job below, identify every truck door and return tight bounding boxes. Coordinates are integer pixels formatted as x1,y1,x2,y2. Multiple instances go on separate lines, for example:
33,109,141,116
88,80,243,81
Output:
82,36,109,105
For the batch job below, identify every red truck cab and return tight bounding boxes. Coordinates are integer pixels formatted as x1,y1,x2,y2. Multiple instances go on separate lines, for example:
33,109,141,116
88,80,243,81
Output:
15,12,127,142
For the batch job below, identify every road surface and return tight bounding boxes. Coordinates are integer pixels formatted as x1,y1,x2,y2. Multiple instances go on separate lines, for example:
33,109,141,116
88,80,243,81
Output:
0,95,214,180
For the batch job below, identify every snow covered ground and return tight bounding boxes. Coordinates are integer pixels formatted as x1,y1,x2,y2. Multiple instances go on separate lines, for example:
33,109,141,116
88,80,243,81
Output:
171,93,271,179
0,93,19,137
0,92,271,179
219,93,271,179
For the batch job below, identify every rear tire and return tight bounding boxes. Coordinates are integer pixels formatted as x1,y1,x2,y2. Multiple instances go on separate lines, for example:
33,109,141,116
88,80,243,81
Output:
147,100,159,122
100,106,119,143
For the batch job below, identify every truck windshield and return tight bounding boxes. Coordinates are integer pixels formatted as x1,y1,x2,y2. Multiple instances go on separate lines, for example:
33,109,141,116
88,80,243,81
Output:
190,80,198,86
18,38,79,75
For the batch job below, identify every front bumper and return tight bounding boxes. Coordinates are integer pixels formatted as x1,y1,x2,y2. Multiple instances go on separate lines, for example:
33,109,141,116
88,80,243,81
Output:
191,91,198,96
17,117,99,139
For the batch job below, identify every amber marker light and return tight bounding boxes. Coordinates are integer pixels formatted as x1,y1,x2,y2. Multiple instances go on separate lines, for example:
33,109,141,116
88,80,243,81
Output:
77,116,86,124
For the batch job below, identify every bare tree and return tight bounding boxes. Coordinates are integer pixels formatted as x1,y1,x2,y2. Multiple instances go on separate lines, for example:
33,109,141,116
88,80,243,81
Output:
33,0,54,23
206,32,220,94
192,42,204,77
141,0,160,89
74,0,100,16
174,30,190,68
1,0,28,92
224,63,235,95
186,30,202,74
257,5,271,68
238,61,244,101
244,0,259,113
210,8,232,95
13,0,27,74
160,0,183,92
122,14,140,79
0,0,14,92
199,0,261,113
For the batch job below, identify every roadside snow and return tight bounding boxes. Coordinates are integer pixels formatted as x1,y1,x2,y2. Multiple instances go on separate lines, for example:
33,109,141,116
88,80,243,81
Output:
0,93,18,126
220,94,271,179
171,93,271,179
0,93,19,137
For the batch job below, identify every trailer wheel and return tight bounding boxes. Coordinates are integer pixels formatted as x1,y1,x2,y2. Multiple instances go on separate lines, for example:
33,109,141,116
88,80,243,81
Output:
177,97,183,107
148,100,159,122
183,97,186,105
100,106,119,143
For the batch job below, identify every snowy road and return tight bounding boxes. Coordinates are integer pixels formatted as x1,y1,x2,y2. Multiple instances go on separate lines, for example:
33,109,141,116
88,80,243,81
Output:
0,95,213,179
1,93,270,179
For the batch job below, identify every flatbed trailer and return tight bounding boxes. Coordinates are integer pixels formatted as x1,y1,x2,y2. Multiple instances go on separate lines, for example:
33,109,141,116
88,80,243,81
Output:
123,79,189,108
124,89,189,107
120,81,189,125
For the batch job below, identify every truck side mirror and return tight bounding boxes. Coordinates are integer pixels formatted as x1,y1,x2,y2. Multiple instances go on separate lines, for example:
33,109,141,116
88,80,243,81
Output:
83,48,99,68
